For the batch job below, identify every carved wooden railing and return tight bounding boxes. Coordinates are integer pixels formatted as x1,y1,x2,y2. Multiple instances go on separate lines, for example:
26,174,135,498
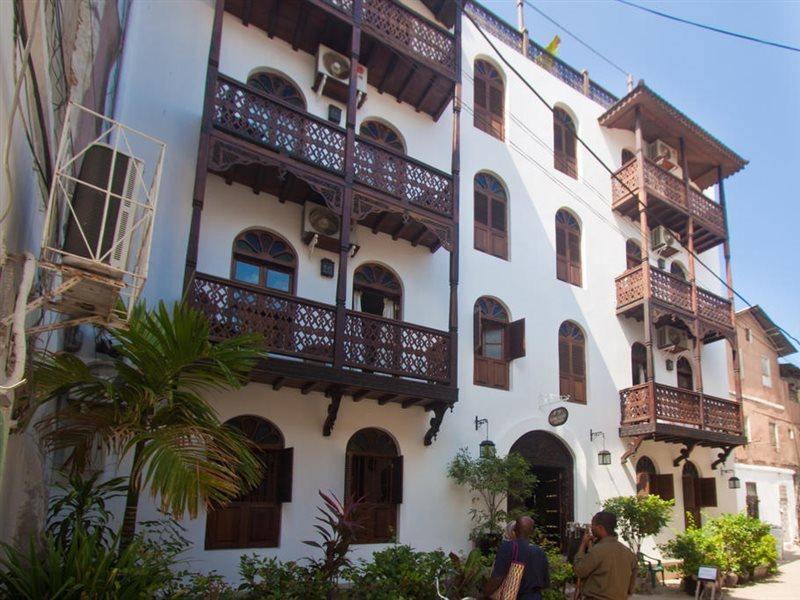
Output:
343,310,450,382
212,75,453,217
696,287,733,330
620,382,742,436
321,0,455,74
610,157,725,235
616,265,732,330
188,273,451,384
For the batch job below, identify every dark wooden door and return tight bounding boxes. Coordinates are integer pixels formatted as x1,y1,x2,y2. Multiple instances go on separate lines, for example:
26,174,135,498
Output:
528,467,563,546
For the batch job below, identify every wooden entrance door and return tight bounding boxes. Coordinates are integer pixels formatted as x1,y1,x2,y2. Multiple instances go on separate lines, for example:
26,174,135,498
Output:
682,461,702,529
509,431,574,551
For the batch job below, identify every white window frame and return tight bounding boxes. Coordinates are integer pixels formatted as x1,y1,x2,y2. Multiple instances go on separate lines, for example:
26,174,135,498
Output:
770,421,779,451
761,356,772,388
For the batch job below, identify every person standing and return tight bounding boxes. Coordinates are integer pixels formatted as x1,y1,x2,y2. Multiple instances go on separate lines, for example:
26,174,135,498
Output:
573,511,637,600
483,516,550,600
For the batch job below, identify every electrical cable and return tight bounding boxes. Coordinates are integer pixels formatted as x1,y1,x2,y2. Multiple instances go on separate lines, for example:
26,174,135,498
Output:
463,5,800,347
614,0,800,54
523,0,629,77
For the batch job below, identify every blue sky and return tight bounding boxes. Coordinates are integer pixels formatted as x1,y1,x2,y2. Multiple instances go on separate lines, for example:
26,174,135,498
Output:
480,0,800,356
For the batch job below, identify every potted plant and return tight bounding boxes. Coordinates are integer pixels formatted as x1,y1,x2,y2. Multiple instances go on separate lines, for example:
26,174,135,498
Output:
660,518,726,595
447,447,536,555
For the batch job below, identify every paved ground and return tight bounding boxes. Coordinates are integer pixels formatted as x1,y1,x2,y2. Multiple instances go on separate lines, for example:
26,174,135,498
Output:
631,550,800,600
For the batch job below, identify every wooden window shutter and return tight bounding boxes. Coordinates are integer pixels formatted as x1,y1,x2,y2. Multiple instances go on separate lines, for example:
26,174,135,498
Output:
390,455,403,504
276,447,294,503
507,318,526,360
568,229,581,286
653,474,675,501
474,191,490,253
559,336,572,400
489,86,504,139
636,472,651,496
699,477,718,507
473,309,483,353
205,505,243,549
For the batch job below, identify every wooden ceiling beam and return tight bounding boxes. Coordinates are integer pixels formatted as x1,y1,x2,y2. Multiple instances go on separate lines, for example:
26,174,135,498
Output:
301,381,319,395
378,54,398,94
371,212,390,234
397,67,417,104
378,394,398,405
415,74,436,113
241,0,253,26
266,1,279,38
352,389,370,402
291,4,307,51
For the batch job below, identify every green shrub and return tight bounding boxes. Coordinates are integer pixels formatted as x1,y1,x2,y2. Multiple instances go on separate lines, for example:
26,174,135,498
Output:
707,513,778,576
602,495,674,556
343,545,450,599
238,554,329,599
543,546,574,600
660,523,726,579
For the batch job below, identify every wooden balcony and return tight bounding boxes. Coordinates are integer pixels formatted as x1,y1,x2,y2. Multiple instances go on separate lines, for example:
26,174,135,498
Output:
223,0,455,119
187,273,456,412
620,382,745,447
615,264,733,341
612,157,726,253
208,74,454,250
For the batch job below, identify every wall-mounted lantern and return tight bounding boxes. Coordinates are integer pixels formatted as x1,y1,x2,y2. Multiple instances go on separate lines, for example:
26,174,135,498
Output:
475,416,495,458
720,468,741,489
590,429,611,465
666,359,674,371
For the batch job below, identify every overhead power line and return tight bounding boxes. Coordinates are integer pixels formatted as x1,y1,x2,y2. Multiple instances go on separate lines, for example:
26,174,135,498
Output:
614,0,800,54
523,0,629,77
462,6,800,348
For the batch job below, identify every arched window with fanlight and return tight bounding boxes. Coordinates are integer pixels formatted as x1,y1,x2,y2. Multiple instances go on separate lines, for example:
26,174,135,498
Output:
670,261,688,281
474,173,508,259
353,263,402,319
359,119,405,153
247,71,306,109
473,297,525,390
345,428,402,544
553,107,577,178
677,356,693,390
555,209,581,286
626,239,642,270
473,59,504,140
559,321,586,403
231,229,297,294
622,148,635,165
636,456,674,500
205,416,293,549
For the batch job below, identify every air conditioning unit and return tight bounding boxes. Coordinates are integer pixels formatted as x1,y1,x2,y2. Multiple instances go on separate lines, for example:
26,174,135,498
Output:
646,139,678,171
657,325,689,353
62,143,141,278
651,225,679,258
314,44,368,107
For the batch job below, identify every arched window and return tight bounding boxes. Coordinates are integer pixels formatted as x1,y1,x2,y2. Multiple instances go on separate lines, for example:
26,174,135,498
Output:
205,416,292,549
359,120,405,153
626,239,642,270
631,342,648,386
232,229,297,294
622,149,635,164
553,107,577,178
247,71,306,109
345,428,402,544
555,209,581,286
682,461,717,529
474,59,504,140
677,356,693,390
559,321,586,403
636,456,675,500
353,263,402,319
473,297,525,390
670,261,688,281
474,173,508,259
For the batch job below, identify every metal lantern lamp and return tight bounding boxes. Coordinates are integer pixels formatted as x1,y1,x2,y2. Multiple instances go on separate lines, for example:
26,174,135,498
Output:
721,468,740,489
475,416,495,458
590,429,612,465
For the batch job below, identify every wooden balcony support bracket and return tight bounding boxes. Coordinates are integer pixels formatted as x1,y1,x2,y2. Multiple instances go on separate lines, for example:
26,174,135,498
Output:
272,377,285,391
301,381,320,395
711,445,734,471
672,442,696,467
620,434,647,465
322,390,343,437
378,394,398,405
424,402,448,446
352,388,370,402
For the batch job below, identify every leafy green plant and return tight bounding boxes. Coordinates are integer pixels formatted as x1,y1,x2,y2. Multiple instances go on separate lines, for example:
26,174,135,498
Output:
447,447,536,540
238,555,328,599
602,494,674,556
442,548,491,599
543,546,574,600
32,301,266,548
46,471,127,547
660,521,725,579
303,490,363,589
344,545,449,599
707,513,778,576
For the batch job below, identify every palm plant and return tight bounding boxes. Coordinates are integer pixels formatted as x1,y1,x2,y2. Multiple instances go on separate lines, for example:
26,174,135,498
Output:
32,301,266,547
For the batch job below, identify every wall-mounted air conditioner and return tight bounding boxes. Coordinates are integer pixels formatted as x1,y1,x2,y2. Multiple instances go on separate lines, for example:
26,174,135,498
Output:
314,44,367,107
657,325,689,353
646,139,678,171
62,143,141,278
651,225,679,258
302,203,360,257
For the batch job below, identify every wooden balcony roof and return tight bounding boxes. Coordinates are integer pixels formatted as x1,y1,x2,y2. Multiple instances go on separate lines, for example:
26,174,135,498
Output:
420,0,457,28
599,83,747,189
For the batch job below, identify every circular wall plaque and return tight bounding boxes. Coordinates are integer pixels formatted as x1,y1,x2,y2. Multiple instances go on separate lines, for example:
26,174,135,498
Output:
548,407,569,427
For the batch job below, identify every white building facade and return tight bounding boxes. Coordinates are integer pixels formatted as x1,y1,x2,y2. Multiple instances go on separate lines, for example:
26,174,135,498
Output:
93,0,750,578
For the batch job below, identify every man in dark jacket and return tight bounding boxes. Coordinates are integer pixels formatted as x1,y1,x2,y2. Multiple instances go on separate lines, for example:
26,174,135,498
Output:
573,511,637,600
483,516,550,600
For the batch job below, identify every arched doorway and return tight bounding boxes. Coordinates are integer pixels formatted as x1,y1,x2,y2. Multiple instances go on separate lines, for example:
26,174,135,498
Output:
682,461,702,529
509,431,574,549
